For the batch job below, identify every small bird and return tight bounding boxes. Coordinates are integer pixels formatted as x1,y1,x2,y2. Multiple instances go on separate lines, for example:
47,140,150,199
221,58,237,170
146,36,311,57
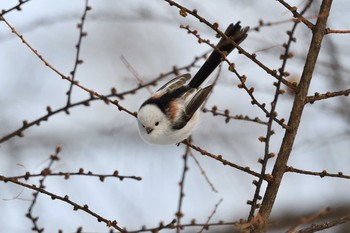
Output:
137,22,249,145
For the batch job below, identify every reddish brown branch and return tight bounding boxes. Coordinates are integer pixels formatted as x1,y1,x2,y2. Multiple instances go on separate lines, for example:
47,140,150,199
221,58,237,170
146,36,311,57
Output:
175,145,190,233
325,28,350,34
256,1,333,232
306,89,350,104
26,147,61,233
286,207,330,233
197,198,223,233
6,169,142,181
189,150,218,193
276,0,314,30
0,53,206,144
286,166,350,179
247,0,313,222
296,214,350,233
66,0,91,106
165,0,297,91
183,141,270,180
202,106,268,126
180,24,289,129
0,15,136,117
0,176,126,232
0,0,31,16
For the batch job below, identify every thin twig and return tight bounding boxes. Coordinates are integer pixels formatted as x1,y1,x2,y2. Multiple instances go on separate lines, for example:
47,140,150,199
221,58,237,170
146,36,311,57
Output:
296,214,350,233
0,52,208,144
26,146,61,233
176,144,190,233
127,219,238,233
121,55,153,95
183,141,269,180
165,0,297,91
247,0,313,222
325,29,350,34
275,0,314,29
0,15,135,117
286,207,330,233
286,166,350,179
0,0,31,16
306,89,350,104
257,1,333,231
0,176,126,232
6,170,142,181
189,149,218,193
180,24,289,129
66,0,91,106
202,106,268,125
197,198,223,233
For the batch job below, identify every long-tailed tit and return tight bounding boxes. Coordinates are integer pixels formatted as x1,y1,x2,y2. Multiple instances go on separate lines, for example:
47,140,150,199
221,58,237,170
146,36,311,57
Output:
137,22,249,145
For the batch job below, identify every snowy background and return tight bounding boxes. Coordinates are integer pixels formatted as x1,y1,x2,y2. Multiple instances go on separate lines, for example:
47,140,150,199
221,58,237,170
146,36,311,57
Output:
0,0,349,232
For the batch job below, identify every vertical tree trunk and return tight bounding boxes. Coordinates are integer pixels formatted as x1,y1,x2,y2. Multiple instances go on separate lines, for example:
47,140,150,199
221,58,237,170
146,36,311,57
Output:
256,0,333,232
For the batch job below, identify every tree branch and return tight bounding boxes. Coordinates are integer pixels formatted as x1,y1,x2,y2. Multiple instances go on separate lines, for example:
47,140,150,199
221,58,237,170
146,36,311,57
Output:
256,1,333,232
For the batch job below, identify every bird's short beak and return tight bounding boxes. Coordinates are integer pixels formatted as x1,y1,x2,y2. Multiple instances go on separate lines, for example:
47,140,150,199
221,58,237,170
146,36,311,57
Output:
146,127,153,134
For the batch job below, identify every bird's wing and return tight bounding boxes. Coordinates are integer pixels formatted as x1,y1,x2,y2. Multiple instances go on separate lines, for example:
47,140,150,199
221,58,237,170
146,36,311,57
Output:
154,73,191,97
184,85,213,119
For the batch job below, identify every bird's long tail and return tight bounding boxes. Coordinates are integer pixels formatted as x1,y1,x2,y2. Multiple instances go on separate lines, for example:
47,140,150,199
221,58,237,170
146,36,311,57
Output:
188,22,249,88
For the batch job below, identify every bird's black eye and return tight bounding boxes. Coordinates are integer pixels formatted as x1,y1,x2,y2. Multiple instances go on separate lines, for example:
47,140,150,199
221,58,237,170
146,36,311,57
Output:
155,121,159,126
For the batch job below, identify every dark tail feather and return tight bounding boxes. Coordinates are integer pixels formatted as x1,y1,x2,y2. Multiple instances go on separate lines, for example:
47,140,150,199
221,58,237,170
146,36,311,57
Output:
188,22,249,88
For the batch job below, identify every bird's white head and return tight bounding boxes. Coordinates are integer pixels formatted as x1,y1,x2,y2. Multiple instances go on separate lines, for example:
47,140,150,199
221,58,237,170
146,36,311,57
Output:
137,104,170,144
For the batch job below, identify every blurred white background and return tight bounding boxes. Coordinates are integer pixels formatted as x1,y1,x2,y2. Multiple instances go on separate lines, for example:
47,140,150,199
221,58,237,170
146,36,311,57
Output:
0,0,349,232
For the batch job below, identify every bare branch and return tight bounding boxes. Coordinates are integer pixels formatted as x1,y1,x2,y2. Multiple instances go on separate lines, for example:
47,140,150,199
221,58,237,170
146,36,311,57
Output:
306,89,350,104
0,15,136,117
165,0,297,91
0,176,127,232
286,207,330,233
197,198,223,233
0,0,31,16
183,141,270,180
325,28,350,34
66,0,91,106
175,144,190,233
257,1,333,231
296,214,350,233
202,106,268,125
286,166,350,180
275,0,314,30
